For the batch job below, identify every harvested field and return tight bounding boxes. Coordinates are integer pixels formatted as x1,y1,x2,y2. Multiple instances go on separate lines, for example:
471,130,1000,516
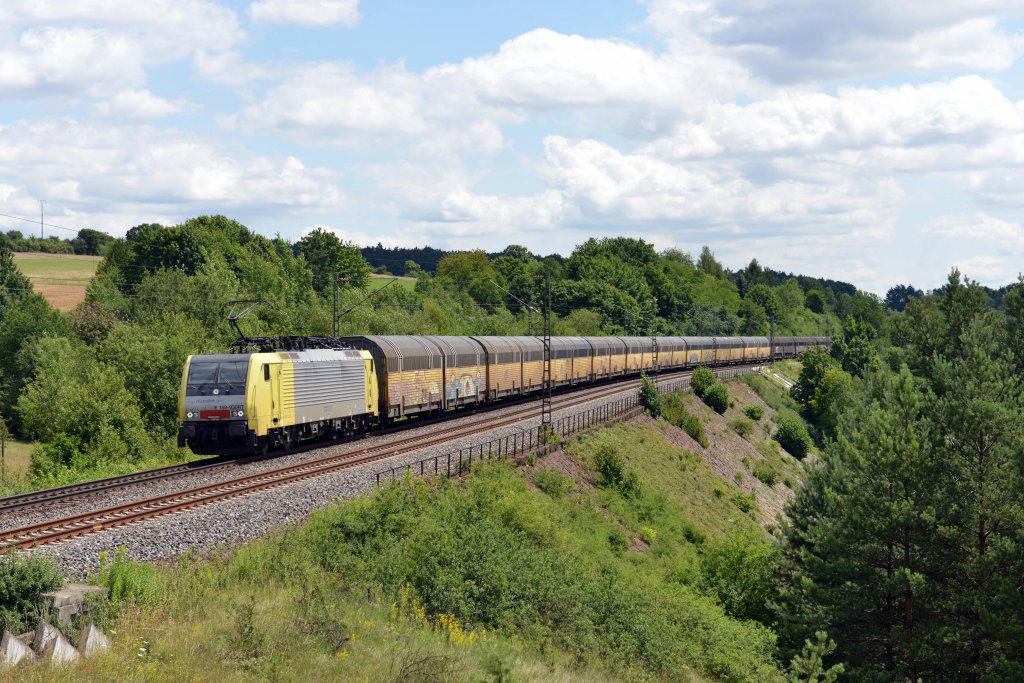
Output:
12,252,100,310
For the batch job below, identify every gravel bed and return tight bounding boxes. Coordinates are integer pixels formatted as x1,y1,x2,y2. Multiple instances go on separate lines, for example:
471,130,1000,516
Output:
26,373,673,577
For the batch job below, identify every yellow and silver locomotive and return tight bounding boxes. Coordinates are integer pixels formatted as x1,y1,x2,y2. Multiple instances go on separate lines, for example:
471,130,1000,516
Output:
178,349,378,453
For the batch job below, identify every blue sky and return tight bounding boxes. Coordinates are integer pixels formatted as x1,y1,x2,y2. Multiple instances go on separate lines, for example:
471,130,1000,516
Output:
2,1,1024,294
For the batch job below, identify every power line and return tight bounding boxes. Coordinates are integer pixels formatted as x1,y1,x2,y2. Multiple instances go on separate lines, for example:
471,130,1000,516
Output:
0,210,79,234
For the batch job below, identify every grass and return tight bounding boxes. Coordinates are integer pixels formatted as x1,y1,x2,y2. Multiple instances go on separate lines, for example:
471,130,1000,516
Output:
12,252,101,279
5,423,790,682
366,274,417,292
12,252,101,311
771,359,802,383
567,423,764,540
740,372,803,423
0,435,33,482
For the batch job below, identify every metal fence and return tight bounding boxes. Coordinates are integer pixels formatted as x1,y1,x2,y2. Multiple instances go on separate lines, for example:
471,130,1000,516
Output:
372,364,759,485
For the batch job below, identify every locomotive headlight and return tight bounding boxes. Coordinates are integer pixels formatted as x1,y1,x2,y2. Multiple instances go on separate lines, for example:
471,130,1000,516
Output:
236,410,244,417
186,411,194,419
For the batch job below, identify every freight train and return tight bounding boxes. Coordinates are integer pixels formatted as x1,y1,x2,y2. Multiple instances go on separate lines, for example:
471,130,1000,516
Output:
178,335,828,454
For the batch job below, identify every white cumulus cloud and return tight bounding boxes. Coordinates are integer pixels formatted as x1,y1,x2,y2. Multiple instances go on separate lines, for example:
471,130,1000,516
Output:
923,212,1024,247
0,119,344,235
249,0,360,27
94,89,188,119
645,0,1024,82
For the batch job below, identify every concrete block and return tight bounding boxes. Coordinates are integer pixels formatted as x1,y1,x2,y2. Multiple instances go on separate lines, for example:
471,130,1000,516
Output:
42,583,105,624
33,621,79,665
0,631,34,666
77,624,111,658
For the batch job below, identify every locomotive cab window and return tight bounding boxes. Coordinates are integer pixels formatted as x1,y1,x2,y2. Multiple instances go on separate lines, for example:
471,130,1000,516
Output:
186,360,249,395
263,364,270,382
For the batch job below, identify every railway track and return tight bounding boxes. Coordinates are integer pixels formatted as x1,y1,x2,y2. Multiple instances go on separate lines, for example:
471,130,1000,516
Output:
0,372,639,516
0,364,757,551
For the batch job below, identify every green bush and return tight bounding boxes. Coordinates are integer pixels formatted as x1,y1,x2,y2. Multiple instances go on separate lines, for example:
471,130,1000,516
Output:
661,392,709,447
638,372,662,417
691,366,716,397
775,414,812,459
743,404,764,421
752,460,780,486
702,383,729,414
699,531,779,624
608,529,629,555
731,491,757,513
593,444,640,496
0,554,63,633
533,467,573,498
729,416,755,438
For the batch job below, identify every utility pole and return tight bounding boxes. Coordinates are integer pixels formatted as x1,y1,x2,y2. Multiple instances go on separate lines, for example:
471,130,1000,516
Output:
541,275,552,435
332,275,349,337
651,315,659,377
1,419,6,482
769,313,776,362
39,200,45,239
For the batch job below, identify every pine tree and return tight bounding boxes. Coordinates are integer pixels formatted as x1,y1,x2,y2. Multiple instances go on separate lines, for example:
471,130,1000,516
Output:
778,366,945,679
928,313,1024,680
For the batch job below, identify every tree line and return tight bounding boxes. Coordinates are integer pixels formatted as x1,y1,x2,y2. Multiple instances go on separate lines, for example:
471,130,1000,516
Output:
0,228,115,256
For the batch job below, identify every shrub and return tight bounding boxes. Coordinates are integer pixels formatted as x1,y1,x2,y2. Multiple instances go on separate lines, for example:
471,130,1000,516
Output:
743,404,764,421
0,554,63,633
533,468,573,498
638,373,662,417
775,414,812,459
702,383,729,414
691,366,716,397
699,531,779,624
729,416,755,438
593,444,640,496
662,392,709,447
752,460,780,486
731,491,757,513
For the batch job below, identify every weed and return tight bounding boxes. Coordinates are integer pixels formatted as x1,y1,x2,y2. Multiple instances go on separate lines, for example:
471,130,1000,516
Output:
533,467,573,498
231,598,266,663
608,529,629,555
390,648,459,683
743,404,764,421
731,492,757,513
729,416,755,438
752,460,780,487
